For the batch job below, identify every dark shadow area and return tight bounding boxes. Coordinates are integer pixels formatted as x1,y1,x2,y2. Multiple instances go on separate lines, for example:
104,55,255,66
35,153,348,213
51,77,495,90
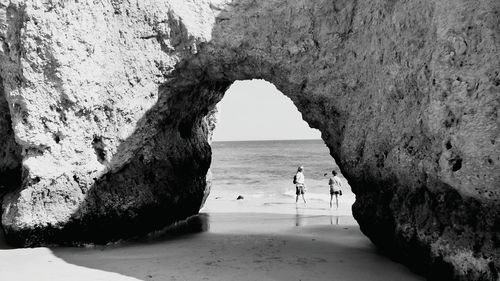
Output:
46,212,424,281
0,213,210,250
0,75,22,243
0,75,22,199
133,213,210,244
0,225,13,249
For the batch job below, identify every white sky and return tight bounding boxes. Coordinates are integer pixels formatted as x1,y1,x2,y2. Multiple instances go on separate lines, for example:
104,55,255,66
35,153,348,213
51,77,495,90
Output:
212,80,321,142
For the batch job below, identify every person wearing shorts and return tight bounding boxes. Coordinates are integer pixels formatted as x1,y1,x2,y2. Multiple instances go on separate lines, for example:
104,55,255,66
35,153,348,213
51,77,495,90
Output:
295,166,307,204
329,170,342,209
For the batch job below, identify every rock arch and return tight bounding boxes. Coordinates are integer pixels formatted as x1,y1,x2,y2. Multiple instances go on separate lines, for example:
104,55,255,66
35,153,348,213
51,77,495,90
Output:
0,0,498,280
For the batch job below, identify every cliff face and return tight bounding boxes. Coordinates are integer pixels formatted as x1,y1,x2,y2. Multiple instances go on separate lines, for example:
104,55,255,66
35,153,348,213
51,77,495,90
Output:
0,0,498,280
0,0,224,244
203,2,500,279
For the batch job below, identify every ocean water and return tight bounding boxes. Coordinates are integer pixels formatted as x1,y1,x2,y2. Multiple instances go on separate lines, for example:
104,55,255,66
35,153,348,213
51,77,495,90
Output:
207,139,353,203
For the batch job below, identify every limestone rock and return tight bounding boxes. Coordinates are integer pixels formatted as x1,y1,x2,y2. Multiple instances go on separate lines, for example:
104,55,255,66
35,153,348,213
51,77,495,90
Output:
0,0,222,245
0,0,498,280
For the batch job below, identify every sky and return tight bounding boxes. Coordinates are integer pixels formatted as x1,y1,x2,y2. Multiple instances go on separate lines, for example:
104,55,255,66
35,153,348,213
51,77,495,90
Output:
212,80,321,142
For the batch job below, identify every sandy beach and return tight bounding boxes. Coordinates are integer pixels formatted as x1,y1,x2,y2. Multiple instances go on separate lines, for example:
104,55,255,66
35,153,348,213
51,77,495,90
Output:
0,194,425,281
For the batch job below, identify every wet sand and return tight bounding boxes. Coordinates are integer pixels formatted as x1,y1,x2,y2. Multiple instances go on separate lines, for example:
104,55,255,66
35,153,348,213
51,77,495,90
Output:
0,197,424,281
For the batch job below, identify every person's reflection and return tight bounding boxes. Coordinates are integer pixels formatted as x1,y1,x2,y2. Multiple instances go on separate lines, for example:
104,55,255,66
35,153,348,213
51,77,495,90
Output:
295,206,302,226
330,215,339,225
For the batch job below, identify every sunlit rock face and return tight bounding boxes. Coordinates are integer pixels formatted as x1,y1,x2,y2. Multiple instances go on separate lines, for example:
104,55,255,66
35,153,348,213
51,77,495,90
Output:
0,0,498,280
0,0,224,245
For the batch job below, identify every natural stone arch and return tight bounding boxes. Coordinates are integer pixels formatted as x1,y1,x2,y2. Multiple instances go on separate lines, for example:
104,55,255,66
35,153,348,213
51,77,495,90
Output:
0,0,498,280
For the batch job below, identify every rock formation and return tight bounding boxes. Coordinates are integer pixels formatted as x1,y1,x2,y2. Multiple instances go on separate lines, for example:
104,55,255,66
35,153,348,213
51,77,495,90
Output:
0,0,223,245
0,0,498,280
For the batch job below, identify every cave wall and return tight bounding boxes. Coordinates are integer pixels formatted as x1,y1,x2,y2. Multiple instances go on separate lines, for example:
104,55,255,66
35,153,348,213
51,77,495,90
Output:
0,0,498,280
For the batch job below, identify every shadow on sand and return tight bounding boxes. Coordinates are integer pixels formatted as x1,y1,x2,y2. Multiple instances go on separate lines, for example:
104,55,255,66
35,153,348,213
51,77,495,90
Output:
46,212,425,281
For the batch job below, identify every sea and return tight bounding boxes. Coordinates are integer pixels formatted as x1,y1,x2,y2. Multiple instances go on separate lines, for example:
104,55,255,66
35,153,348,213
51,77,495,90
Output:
207,139,353,203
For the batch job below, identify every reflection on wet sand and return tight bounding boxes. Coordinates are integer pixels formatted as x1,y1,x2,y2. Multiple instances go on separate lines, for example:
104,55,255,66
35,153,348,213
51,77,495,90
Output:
330,215,339,225
295,206,302,226
294,206,353,227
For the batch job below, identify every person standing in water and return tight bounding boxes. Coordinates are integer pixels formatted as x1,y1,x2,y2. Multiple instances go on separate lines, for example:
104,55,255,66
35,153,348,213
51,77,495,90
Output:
294,166,307,204
329,170,342,209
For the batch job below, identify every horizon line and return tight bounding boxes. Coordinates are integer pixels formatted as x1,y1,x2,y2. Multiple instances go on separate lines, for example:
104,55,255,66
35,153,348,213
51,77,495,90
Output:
212,138,322,142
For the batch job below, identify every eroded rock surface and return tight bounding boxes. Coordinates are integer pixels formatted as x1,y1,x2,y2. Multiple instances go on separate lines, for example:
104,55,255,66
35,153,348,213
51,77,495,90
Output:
0,0,498,280
0,0,223,244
